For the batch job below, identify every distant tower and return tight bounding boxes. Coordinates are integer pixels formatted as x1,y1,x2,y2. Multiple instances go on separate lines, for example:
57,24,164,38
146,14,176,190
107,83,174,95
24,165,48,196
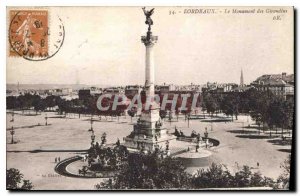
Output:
240,69,244,87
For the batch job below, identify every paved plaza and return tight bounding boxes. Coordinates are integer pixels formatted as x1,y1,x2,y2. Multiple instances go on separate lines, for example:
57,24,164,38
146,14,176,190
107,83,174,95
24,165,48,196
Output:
6,111,291,190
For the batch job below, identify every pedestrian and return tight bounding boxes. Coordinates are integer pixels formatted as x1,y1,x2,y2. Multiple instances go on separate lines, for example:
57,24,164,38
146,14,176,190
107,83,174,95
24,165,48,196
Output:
180,130,184,137
257,162,259,167
197,133,200,142
116,138,121,146
235,162,240,170
58,157,60,162
55,157,57,163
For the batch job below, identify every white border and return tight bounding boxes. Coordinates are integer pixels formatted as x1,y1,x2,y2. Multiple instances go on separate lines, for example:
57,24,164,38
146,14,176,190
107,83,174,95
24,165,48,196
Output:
1,0,298,195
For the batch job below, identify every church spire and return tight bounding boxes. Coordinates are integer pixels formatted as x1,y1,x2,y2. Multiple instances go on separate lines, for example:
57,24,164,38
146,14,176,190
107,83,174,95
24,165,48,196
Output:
240,69,244,87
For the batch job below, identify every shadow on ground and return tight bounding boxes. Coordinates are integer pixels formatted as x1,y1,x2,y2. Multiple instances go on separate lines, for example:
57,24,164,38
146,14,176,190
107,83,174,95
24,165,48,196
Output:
227,130,259,134
21,114,40,116
49,116,76,119
277,149,291,153
6,124,51,130
201,119,232,123
241,126,262,130
267,139,292,146
235,135,277,139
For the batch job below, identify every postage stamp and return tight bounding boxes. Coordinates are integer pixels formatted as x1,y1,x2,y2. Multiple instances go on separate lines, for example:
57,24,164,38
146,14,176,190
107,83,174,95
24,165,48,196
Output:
9,9,64,61
9,10,49,58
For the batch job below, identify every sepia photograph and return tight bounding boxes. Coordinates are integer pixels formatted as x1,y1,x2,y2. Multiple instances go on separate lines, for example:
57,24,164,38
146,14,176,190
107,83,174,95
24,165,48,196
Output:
5,6,294,191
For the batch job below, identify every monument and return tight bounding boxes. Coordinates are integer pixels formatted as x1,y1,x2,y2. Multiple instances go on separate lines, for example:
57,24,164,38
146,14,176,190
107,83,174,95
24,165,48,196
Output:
124,8,176,152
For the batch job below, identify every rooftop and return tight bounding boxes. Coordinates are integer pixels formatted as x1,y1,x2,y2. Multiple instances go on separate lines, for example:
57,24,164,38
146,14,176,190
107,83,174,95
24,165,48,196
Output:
252,73,294,86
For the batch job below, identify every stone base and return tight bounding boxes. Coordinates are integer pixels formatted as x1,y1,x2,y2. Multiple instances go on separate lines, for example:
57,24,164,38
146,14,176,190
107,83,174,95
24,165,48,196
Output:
123,134,177,152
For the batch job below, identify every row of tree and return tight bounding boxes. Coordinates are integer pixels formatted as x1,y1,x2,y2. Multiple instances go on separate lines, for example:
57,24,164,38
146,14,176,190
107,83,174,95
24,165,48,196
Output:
7,94,63,113
201,88,294,130
6,92,199,119
7,94,127,117
7,88,294,130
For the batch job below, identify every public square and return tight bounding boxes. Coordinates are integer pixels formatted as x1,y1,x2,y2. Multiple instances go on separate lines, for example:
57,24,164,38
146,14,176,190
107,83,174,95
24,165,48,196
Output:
6,110,291,190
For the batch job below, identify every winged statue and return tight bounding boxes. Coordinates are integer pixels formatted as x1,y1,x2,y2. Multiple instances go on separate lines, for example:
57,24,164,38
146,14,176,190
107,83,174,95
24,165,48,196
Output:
142,7,155,30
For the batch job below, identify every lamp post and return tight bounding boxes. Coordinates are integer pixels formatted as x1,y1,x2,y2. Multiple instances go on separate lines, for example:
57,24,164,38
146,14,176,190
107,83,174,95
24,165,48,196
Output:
165,140,170,156
247,115,250,127
169,111,172,125
10,126,15,144
101,132,107,145
89,115,93,132
257,114,262,134
11,111,14,122
165,140,169,151
196,143,199,152
45,113,48,126
91,131,95,145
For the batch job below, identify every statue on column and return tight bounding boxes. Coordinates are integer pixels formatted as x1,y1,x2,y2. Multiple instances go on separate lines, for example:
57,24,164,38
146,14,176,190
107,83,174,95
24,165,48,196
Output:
142,7,154,31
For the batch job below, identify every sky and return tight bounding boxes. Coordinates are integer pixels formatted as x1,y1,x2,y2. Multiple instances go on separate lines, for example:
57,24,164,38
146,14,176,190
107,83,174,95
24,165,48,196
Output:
6,6,294,86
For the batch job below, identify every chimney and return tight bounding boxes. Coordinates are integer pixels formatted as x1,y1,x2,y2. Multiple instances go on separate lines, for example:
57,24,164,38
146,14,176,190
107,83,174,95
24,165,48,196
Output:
282,72,287,79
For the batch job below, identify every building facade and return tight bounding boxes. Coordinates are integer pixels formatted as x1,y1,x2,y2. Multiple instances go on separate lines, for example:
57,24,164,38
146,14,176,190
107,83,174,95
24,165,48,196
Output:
251,72,294,99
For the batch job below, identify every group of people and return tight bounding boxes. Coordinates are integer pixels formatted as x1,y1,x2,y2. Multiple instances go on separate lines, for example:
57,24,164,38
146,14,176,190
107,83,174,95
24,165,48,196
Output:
173,126,212,153
174,126,209,139
81,154,88,162
54,157,61,163
195,138,210,152
174,126,186,137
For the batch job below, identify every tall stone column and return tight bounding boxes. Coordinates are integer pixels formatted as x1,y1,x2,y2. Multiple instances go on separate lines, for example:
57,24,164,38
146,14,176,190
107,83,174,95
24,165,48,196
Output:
142,32,157,97
141,32,160,128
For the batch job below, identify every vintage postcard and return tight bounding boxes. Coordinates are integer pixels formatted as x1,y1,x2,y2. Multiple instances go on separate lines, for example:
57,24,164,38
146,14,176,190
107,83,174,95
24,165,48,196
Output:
6,6,294,190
